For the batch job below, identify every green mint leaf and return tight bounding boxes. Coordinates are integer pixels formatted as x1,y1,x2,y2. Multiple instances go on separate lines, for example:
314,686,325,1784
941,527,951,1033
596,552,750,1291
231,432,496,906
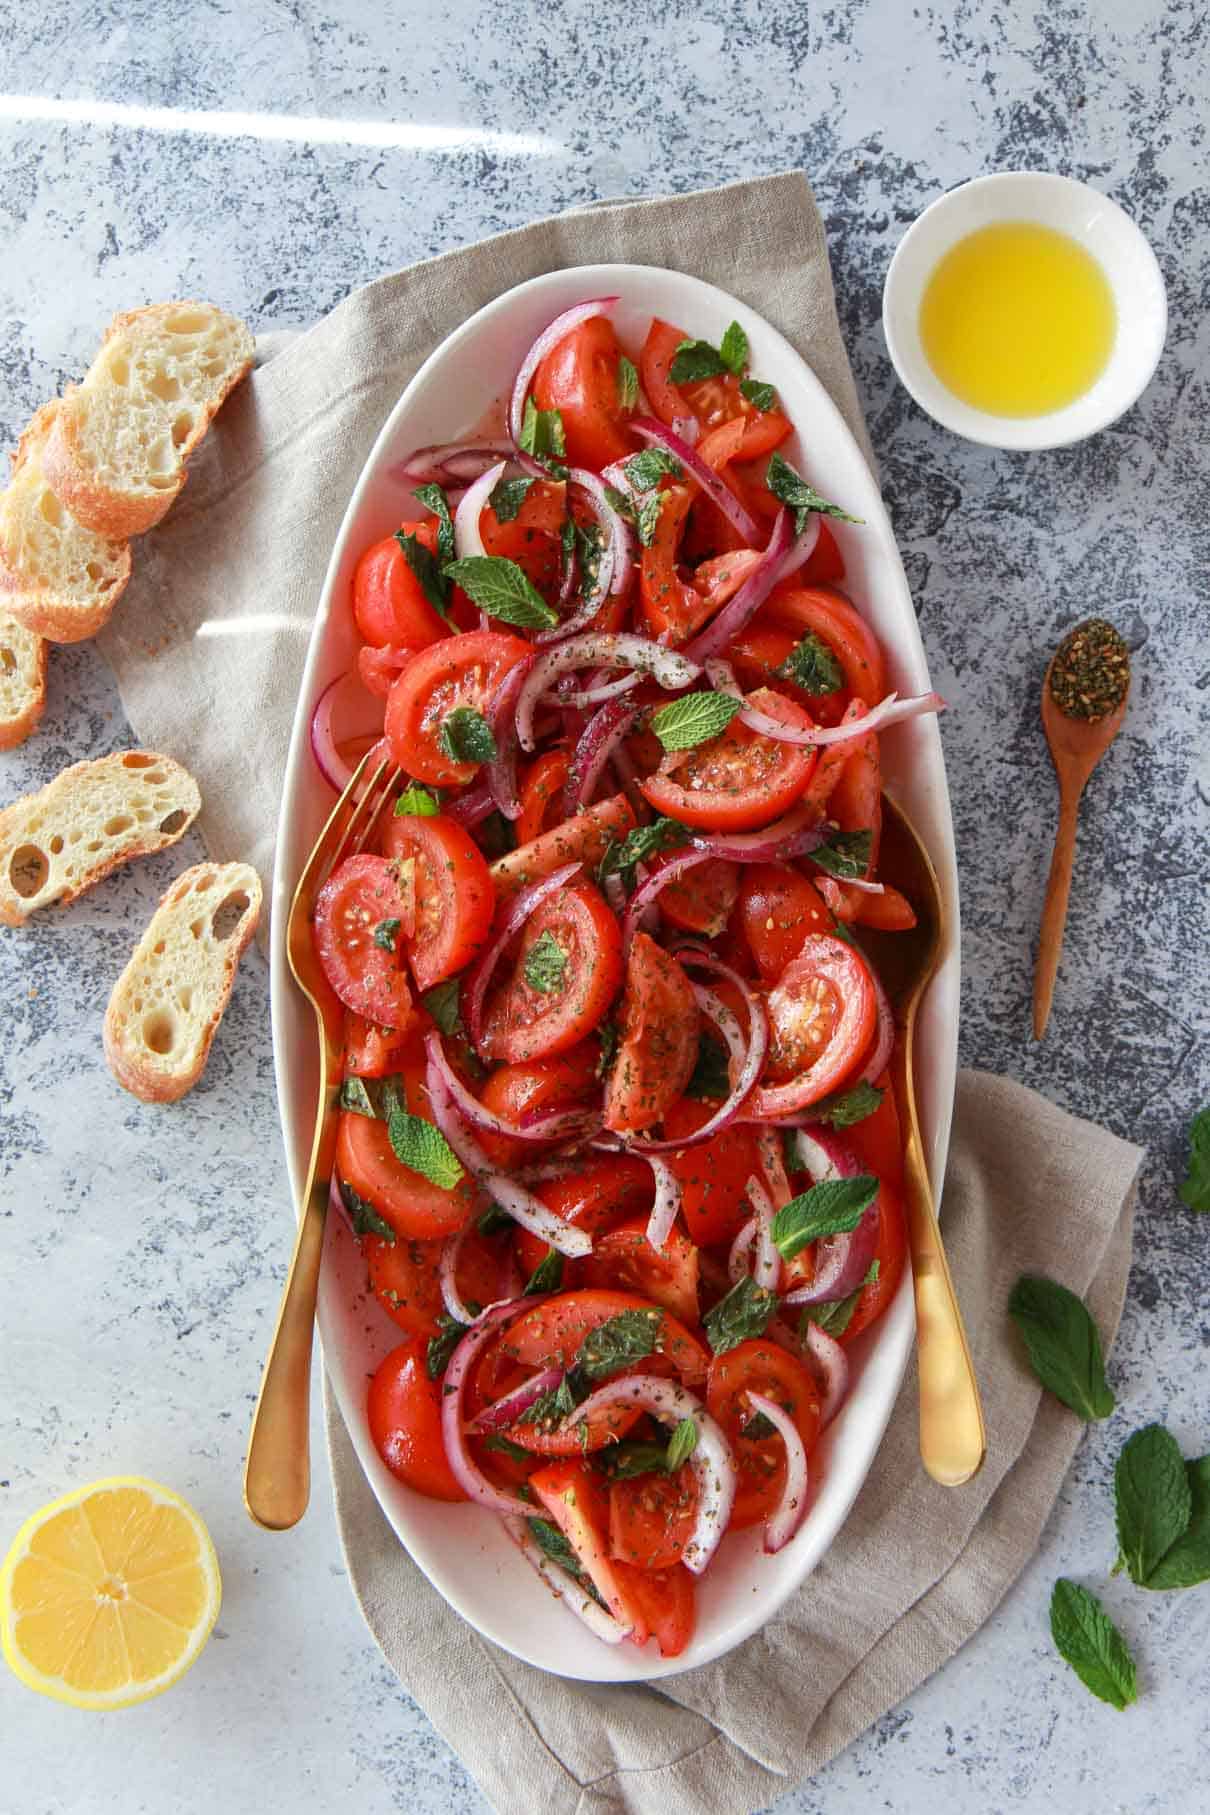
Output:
559,515,576,579
635,492,663,548
518,1372,583,1429
1179,1108,1210,1212
481,1432,532,1463
387,1107,465,1191
338,1177,395,1243
665,1417,699,1471
684,1030,731,1101
577,1307,663,1382
438,705,498,766
776,630,844,696
703,1275,779,1356
603,483,636,523
596,815,689,886
1142,1456,1210,1590
442,554,559,631
422,978,464,1038
524,1247,564,1295
765,452,862,534
617,355,639,411
808,1082,885,1128
394,528,450,618
525,1517,605,1606
518,397,566,464
650,690,742,753
1115,1424,1194,1586
412,483,456,564
772,1175,879,1261
339,1076,377,1118
719,320,749,375
1049,1579,1137,1711
395,783,440,817
488,474,536,524
425,1312,468,1380
742,1409,778,1439
373,917,401,953
801,1262,880,1339
813,828,874,880
670,337,726,383
595,1017,620,1081
1007,1276,1116,1421
740,377,777,412
593,1440,674,1481
623,449,683,492
523,929,568,996
476,1200,513,1235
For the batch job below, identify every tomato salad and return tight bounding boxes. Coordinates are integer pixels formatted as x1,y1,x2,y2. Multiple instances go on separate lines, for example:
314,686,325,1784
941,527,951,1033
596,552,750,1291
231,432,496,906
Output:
310,298,944,1658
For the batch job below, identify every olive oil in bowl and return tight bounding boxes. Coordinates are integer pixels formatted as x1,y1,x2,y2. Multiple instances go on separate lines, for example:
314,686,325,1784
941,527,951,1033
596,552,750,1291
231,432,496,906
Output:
919,221,1116,418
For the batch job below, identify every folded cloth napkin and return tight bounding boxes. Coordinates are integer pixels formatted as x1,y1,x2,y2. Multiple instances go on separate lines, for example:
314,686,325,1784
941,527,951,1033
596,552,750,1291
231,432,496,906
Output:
94,172,1144,1813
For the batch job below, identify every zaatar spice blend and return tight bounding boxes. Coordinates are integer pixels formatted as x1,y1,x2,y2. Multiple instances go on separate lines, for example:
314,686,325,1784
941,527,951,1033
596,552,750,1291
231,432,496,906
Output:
1049,617,1131,722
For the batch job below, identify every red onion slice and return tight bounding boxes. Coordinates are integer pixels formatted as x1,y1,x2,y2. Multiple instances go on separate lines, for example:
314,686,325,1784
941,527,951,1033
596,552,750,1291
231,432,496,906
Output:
568,1375,735,1574
533,468,634,642
552,671,642,709
681,510,794,665
395,439,515,486
505,1517,633,1645
631,416,763,547
686,797,831,864
516,633,699,751
485,655,533,821
442,778,497,828
743,1390,809,1554
426,1028,593,1145
439,1225,478,1327
508,298,618,444
746,1175,781,1291
791,1127,856,1184
706,660,948,749
460,862,581,1055
802,1323,850,1428
755,1127,792,1209
643,1155,682,1254
310,670,385,792
728,1215,757,1284
629,978,767,1154
860,963,895,1086
621,848,714,955
563,698,640,816
470,1367,562,1433
453,459,509,560
440,1302,539,1515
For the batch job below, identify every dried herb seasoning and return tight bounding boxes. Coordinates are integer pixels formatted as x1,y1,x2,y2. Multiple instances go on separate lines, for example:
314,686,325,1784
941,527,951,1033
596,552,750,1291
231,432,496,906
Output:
1048,617,1130,722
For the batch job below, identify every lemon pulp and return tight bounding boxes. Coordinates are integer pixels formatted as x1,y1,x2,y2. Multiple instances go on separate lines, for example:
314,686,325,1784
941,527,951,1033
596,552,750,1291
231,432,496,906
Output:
919,221,1116,417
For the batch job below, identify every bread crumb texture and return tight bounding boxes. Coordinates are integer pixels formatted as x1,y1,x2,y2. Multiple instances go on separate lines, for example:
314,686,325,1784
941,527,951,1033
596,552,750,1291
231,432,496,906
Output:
0,615,46,749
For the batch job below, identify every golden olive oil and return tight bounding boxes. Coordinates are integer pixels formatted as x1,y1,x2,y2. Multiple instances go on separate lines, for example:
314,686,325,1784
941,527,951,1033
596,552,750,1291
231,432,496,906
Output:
919,221,1116,417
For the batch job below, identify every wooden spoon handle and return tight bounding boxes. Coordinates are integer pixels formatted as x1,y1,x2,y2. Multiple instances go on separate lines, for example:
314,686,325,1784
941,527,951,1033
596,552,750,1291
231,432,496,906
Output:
1033,784,1083,1040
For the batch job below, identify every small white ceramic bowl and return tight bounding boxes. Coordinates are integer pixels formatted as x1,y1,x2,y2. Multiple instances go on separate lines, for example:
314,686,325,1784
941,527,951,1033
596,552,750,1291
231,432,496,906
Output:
882,171,1167,450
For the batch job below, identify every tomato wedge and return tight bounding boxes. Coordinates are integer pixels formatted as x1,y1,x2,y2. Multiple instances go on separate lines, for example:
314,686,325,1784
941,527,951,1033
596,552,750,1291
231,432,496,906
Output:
489,792,636,901
481,878,623,1064
532,317,635,472
603,932,699,1134
737,864,835,983
512,1154,656,1280
516,747,572,845
381,811,495,991
384,628,531,786
352,520,450,649
610,1560,695,1657
368,1337,466,1501
639,687,818,832
345,1010,414,1079
314,854,414,1027
639,319,691,428
750,934,878,1118
638,484,713,642
609,1466,698,1570
651,849,739,937
661,1097,759,1249
762,584,886,706
705,1338,821,1528
475,1041,602,1170
529,1460,646,1632
583,1215,700,1324
480,477,567,604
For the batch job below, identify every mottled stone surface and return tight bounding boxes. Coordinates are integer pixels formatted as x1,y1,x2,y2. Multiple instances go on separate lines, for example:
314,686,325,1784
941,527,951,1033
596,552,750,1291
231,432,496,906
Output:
1,2,1207,1810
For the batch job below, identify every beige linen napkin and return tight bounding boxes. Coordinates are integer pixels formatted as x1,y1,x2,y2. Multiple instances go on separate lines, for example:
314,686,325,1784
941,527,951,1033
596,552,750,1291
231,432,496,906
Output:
92,171,1144,1812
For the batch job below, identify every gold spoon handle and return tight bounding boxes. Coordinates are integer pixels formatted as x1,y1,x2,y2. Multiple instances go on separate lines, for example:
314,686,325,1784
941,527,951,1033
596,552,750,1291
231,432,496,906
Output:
896,1037,986,1486
1033,785,1082,1040
243,1172,328,1528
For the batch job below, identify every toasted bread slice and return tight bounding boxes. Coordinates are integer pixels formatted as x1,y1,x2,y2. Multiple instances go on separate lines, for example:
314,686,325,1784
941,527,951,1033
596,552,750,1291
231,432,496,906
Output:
42,303,255,538
0,614,47,749
0,404,132,642
0,750,200,926
104,861,262,1102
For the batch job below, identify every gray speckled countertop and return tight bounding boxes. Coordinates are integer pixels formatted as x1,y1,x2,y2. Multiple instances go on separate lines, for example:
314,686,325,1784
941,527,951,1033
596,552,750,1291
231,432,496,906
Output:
2,3,1208,1811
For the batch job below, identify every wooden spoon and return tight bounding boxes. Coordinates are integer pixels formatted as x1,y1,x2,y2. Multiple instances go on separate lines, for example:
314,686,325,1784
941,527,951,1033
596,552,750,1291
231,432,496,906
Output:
1033,623,1131,1040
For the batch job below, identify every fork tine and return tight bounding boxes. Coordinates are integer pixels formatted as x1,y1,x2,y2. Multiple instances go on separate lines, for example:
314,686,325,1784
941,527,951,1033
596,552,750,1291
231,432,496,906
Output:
294,750,399,909
348,760,404,858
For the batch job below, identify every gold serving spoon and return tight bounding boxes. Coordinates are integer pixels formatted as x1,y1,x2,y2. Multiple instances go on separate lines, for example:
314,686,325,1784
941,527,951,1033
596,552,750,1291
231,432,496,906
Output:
855,795,986,1486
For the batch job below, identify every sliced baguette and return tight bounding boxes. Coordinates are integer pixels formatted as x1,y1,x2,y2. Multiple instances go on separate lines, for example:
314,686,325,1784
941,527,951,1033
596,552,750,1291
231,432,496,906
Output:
0,614,47,749
42,303,255,538
104,861,262,1102
0,403,132,642
0,750,201,926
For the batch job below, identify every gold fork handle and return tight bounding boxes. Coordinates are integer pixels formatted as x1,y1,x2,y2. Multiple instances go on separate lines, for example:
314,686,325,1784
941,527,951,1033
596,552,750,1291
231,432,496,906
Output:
243,1173,328,1530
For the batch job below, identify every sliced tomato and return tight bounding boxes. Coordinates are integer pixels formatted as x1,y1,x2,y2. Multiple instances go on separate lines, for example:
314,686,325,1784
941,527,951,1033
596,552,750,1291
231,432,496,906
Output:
639,318,691,428
660,1097,759,1249
381,811,495,991
737,864,835,983
384,629,531,787
367,1337,466,1501
481,878,623,1065
810,704,881,919
357,641,418,698
639,687,818,832
480,477,567,604
750,934,877,1118
705,1337,821,1528
689,547,763,612
475,1041,602,1169
512,1154,655,1280
365,1226,505,1336
345,1010,413,1079
584,1215,700,1323
516,747,572,845
532,317,635,472
611,1560,695,1657
652,849,739,937
529,1460,646,1632
609,1466,698,1571
802,519,845,583
490,792,636,901
314,854,414,1026
503,1288,709,1385
603,932,699,1134
336,1052,476,1241
638,485,713,642
352,521,451,649
853,884,917,932
725,622,849,727
762,584,885,706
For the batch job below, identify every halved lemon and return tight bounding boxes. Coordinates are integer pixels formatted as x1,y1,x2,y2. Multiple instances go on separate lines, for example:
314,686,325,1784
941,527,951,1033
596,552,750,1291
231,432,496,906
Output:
1,1476,221,1709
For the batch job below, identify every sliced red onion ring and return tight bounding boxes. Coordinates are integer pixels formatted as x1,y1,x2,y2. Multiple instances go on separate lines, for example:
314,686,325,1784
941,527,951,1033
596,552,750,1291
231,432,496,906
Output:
516,633,699,751
629,978,767,1154
686,797,831,864
439,1225,478,1327
860,963,895,1086
508,297,618,444
682,509,794,665
706,660,948,749
426,1027,593,1145
778,512,822,581
631,416,763,547
802,1322,850,1428
461,862,581,1055
781,1133,880,1307
485,655,533,821
551,671,642,709
505,1517,632,1645
470,1367,562,1434
310,670,385,792
539,469,633,635
746,1175,781,1291
621,848,714,954
395,439,515,485
442,778,497,828
743,1390,809,1553
568,1375,735,1574
728,1215,757,1284
643,1155,682,1254
453,459,509,560
563,698,640,816
791,1127,856,1184
755,1127,792,1209
440,1302,539,1515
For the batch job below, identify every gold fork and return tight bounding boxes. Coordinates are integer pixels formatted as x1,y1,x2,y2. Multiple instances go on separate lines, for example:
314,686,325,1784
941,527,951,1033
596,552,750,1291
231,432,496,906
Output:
244,745,401,1531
